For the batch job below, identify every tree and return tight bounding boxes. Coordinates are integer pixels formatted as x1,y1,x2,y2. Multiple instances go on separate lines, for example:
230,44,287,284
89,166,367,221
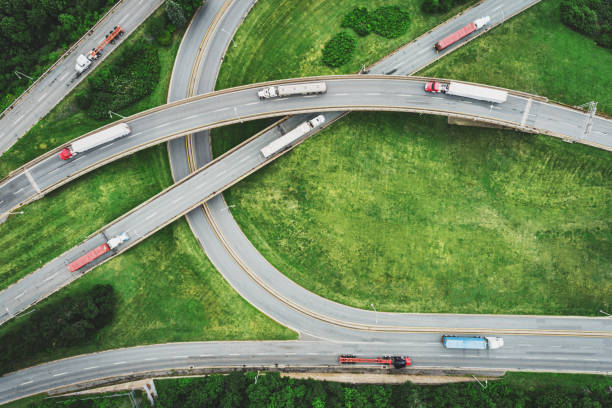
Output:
165,0,187,27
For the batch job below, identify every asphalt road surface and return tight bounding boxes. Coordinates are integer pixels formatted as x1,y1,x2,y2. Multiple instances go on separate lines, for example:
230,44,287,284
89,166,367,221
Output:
0,0,611,402
0,0,164,155
1,335,611,404
2,79,612,339
1,75,610,219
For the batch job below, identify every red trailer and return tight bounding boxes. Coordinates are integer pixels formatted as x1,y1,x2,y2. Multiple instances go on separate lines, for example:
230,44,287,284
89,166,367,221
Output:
68,243,110,272
339,355,411,369
434,16,490,51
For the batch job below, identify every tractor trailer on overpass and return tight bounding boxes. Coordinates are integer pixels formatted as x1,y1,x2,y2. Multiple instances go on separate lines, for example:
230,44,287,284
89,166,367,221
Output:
258,82,327,99
434,16,490,51
425,81,508,104
60,123,131,160
442,335,504,350
68,233,129,272
260,115,325,158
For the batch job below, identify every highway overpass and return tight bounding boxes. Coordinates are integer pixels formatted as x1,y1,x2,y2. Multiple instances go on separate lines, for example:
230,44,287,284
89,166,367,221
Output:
1,75,610,219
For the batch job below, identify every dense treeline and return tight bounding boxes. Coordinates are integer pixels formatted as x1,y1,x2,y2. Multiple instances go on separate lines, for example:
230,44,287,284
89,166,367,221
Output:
421,0,471,14
322,32,357,68
560,0,612,48
0,285,116,375
0,0,115,111
146,0,203,46
156,372,612,408
75,38,161,119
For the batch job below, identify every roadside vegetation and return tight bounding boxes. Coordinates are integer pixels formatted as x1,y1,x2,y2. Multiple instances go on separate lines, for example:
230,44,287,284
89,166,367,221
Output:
422,0,472,14
0,0,115,112
560,0,612,48
0,285,115,374
4,391,143,408
213,0,612,315
0,5,294,374
155,371,612,407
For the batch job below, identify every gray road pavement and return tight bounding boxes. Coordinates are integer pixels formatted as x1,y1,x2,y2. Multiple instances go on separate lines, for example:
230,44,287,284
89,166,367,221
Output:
0,0,611,402
1,75,610,218
0,0,164,155
2,78,612,337
1,335,611,404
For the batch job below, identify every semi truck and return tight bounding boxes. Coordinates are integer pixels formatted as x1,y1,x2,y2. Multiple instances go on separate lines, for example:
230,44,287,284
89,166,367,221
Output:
258,82,327,99
435,16,490,51
425,81,508,104
68,232,130,272
339,355,411,369
75,25,125,75
260,115,325,158
60,123,131,160
442,336,504,350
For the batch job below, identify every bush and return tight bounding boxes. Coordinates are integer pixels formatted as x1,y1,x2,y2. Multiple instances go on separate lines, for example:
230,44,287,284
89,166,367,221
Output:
165,0,187,27
560,0,612,48
422,0,470,14
368,6,411,39
341,7,371,36
321,32,356,67
76,38,161,119
0,284,116,374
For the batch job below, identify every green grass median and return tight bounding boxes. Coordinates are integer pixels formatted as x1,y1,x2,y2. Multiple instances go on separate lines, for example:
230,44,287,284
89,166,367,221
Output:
0,6,295,373
213,0,612,315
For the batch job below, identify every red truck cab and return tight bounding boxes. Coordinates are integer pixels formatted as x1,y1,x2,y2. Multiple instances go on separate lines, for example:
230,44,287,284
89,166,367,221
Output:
59,148,73,160
425,81,441,93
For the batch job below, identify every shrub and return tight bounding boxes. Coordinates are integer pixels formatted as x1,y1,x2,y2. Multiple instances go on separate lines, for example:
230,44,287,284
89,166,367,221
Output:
76,38,161,119
560,0,612,48
422,0,470,14
165,0,187,27
368,6,411,39
322,32,356,67
0,284,116,374
342,7,371,36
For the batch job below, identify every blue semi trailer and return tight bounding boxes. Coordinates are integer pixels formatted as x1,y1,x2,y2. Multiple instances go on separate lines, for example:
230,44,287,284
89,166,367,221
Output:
442,336,504,350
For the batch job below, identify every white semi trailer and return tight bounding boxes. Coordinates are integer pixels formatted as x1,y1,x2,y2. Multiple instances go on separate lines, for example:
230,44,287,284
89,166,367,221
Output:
260,115,325,158
258,82,327,99
60,123,131,160
425,81,508,104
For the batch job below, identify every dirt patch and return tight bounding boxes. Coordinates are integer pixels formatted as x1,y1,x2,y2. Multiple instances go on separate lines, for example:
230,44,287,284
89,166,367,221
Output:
281,372,497,385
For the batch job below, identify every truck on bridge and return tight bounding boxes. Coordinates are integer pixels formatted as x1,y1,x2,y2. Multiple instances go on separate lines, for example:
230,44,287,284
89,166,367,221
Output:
339,355,411,368
425,81,508,104
260,115,325,158
60,123,131,160
442,335,504,350
68,233,130,272
75,25,125,75
434,16,490,51
258,82,327,99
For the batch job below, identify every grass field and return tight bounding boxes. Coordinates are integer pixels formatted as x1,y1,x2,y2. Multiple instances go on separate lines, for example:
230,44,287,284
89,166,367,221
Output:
223,112,611,315
212,0,477,154
0,7,295,372
420,0,612,114
213,0,612,315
